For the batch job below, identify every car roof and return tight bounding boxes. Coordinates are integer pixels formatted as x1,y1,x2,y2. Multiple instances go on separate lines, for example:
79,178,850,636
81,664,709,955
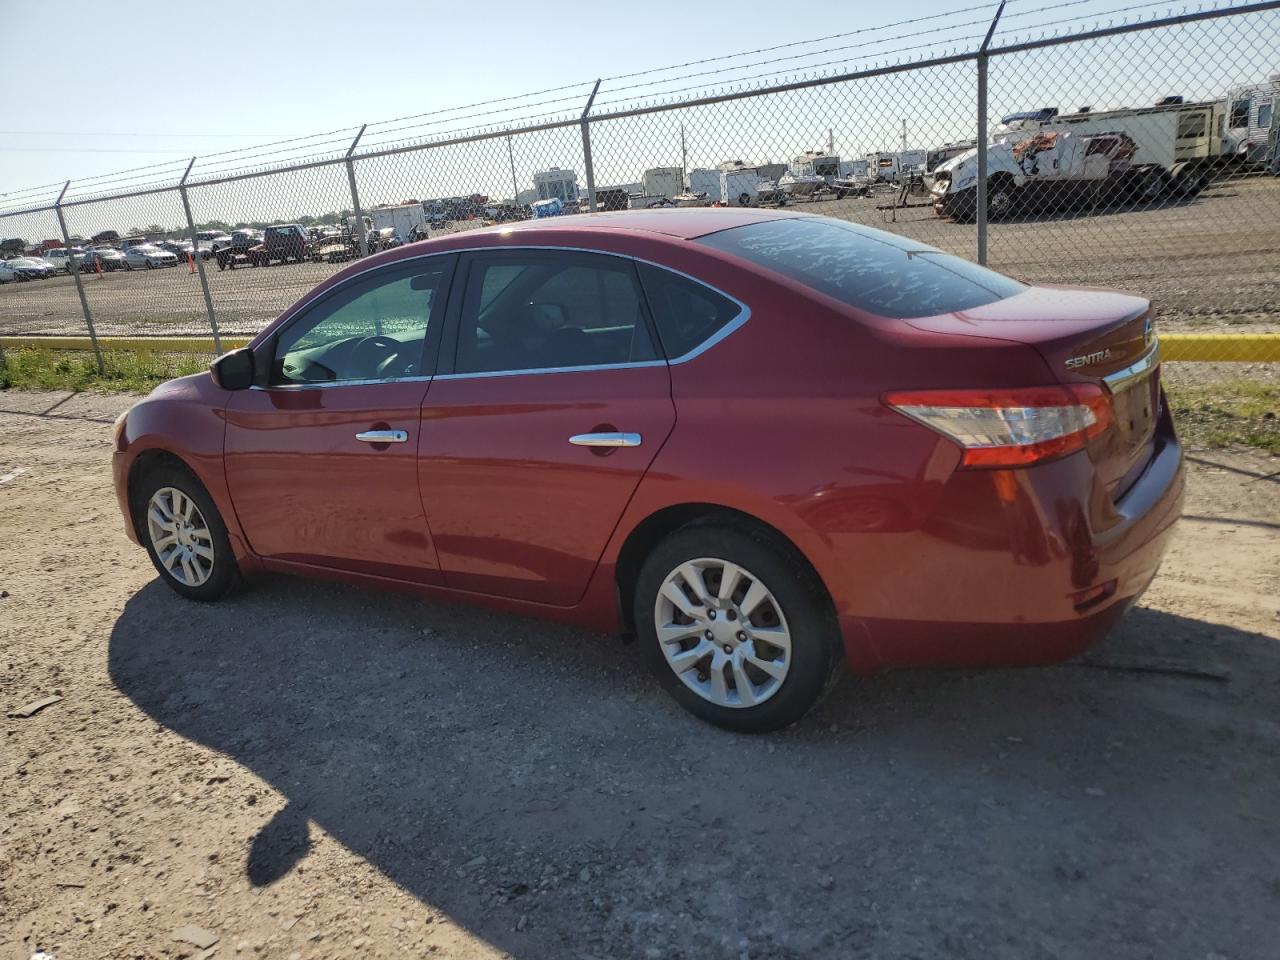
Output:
493,207,802,240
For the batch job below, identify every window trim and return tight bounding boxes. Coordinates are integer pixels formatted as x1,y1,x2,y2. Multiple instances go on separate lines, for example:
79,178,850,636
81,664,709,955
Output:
253,245,749,390
436,247,748,379
251,253,457,391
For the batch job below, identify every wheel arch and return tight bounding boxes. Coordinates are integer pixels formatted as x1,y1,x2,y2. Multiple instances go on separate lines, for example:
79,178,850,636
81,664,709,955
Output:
612,502,836,639
125,448,201,539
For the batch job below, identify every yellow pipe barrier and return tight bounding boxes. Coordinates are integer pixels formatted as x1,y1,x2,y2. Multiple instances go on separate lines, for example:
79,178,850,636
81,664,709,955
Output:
0,335,252,353
1158,334,1280,363
2,333,1278,362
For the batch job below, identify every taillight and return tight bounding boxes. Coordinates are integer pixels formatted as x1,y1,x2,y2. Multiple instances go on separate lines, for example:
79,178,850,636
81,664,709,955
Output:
883,384,1113,468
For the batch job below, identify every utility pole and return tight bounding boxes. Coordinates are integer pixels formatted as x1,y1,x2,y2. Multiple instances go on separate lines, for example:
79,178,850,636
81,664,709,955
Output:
507,135,519,205
902,118,908,151
828,128,834,155
680,124,687,186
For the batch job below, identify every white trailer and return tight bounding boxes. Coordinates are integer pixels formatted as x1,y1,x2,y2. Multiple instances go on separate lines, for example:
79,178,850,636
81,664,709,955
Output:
642,167,683,199
866,152,898,182
370,203,427,240
1225,75,1280,167
687,168,722,201
898,149,928,177
720,169,760,206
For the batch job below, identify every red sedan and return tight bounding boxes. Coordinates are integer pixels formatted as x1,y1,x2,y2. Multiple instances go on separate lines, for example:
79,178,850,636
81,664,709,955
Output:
112,209,1183,731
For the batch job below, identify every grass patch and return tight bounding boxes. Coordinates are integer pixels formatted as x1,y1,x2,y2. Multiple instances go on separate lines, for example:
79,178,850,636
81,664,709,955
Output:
1166,378,1280,454
0,347,209,394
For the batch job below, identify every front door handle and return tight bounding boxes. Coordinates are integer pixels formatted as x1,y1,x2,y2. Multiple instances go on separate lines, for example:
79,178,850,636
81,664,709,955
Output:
569,432,642,448
355,429,408,443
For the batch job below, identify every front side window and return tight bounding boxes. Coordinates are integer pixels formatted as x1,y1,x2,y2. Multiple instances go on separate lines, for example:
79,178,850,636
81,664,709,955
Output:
698,217,1024,319
1259,102,1273,130
271,259,452,385
1229,98,1251,128
455,251,657,374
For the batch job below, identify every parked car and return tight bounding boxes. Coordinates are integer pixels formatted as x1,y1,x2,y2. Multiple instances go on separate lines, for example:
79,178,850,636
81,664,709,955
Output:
43,247,86,273
158,240,195,261
0,257,55,281
230,229,263,253
111,209,1183,732
248,223,310,266
124,244,180,269
200,231,235,256
80,248,128,272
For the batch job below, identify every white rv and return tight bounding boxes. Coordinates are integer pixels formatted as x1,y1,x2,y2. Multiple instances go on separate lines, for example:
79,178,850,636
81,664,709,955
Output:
370,203,426,239
642,167,683,199
791,151,841,183
533,167,579,204
687,168,722,201
1225,75,1280,167
720,168,760,206
866,152,899,182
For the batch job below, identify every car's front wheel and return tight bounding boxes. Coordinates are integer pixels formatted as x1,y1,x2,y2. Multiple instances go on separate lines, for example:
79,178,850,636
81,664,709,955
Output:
635,521,841,732
136,463,239,601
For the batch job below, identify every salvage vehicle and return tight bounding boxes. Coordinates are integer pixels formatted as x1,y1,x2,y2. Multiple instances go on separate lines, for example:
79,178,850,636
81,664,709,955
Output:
248,224,311,266
124,244,180,269
80,248,128,272
0,257,55,282
937,97,1232,220
112,209,1183,732
932,130,1158,220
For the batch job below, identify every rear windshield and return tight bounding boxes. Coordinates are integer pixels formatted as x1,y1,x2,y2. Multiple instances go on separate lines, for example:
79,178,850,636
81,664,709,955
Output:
697,217,1024,318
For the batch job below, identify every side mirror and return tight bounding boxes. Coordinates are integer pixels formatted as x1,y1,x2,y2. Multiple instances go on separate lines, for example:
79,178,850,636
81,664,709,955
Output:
210,347,255,391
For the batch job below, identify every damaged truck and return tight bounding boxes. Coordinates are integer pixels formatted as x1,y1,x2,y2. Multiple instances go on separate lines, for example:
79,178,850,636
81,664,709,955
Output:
931,98,1228,221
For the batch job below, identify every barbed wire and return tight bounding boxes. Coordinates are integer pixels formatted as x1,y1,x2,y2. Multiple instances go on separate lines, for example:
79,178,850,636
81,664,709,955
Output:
0,0,1272,215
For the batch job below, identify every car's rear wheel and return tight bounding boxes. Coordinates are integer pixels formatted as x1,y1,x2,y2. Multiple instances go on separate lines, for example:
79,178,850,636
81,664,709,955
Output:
635,521,841,732
136,464,239,601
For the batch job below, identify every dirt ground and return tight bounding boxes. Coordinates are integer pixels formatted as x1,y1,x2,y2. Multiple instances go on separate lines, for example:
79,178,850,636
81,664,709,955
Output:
1,390,1278,960
2,176,1278,339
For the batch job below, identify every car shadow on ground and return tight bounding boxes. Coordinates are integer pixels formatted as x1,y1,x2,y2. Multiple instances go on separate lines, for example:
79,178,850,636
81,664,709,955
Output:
108,574,1280,959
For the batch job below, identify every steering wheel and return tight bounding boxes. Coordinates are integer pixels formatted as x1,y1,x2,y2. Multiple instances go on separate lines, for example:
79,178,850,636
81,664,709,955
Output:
349,335,403,378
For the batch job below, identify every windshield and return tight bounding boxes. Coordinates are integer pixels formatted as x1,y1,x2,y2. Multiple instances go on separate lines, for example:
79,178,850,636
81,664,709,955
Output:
698,217,1025,318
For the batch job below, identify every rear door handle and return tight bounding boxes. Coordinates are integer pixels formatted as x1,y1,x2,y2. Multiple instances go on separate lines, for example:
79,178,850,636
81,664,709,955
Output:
355,429,408,443
569,432,642,448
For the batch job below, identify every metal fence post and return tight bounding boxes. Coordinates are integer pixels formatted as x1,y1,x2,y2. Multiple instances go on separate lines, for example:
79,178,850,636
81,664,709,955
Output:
975,0,1006,265
179,158,223,355
54,182,105,375
581,80,601,212
346,125,368,257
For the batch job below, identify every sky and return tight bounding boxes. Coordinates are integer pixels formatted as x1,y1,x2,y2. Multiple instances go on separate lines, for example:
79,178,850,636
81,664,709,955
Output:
1,0,1276,233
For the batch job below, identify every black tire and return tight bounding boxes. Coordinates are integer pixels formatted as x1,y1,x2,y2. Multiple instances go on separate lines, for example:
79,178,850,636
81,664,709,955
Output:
987,180,1015,221
134,462,240,602
145,259,154,269
737,192,750,207
634,519,841,733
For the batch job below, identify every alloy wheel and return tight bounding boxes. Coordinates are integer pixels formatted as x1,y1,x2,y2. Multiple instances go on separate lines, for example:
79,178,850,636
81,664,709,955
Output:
146,486,215,587
653,557,792,709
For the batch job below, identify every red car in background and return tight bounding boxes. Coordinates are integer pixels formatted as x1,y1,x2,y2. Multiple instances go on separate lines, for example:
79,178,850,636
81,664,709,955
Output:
111,209,1183,731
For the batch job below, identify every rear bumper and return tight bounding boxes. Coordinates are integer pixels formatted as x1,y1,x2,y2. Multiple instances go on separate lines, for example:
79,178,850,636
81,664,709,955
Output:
835,407,1185,673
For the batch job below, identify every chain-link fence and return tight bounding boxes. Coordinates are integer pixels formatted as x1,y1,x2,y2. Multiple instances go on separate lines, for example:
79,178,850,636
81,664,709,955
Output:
2,0,1278,383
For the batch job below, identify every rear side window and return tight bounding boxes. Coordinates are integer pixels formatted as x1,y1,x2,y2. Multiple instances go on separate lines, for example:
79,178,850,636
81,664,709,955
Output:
637,264,741,358
698,217,1024,319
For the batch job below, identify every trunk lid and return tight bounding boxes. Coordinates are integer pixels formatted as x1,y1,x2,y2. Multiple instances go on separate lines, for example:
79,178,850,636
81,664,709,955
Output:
904,285,1160,497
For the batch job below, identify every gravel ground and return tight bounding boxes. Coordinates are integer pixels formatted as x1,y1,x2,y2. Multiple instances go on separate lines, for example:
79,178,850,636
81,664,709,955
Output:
1,390,1279,960
2,176,1278,340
